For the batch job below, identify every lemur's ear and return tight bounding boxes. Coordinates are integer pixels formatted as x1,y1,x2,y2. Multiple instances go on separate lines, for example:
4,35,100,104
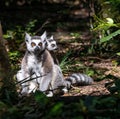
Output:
41,31,47,41
25,32,31,42
50,35,53,39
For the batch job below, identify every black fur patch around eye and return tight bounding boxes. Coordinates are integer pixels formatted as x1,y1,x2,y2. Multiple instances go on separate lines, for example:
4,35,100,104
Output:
38,42,42,46
31,42,36,47
51,44,55,47
48,39,54,42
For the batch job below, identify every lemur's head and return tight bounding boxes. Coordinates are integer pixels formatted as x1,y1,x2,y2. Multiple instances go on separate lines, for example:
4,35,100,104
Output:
46,35,58,51
25,31,47,53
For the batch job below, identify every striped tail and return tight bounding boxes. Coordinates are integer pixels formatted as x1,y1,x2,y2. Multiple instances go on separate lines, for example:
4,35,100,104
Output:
64,73,93,89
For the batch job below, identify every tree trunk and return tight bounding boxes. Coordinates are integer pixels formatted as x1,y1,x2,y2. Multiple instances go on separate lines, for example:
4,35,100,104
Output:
0,22,11,87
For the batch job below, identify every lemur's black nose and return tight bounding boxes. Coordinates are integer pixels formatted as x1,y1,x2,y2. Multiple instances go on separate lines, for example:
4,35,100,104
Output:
34,46,40,52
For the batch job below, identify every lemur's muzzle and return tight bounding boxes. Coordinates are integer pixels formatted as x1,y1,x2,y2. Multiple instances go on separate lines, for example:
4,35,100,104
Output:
34,46,40,52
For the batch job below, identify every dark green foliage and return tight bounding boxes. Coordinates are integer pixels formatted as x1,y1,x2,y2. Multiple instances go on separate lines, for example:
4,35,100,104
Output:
1,0,120,118
90,0,120,55
1,92,120,119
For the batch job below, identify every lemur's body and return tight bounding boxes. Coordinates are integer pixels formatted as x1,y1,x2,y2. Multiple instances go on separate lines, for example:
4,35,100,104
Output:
16,31,93,97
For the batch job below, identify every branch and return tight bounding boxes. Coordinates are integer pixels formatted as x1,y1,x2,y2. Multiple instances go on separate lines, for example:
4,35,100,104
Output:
35,19,51,34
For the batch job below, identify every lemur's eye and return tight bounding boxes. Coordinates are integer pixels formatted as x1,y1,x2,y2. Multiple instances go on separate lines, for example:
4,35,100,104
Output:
38,42,42,46
51,44,55,47
31,42,36,47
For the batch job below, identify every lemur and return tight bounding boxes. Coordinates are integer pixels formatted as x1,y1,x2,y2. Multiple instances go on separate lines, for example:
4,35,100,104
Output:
16,31,93,97
46,33,59,65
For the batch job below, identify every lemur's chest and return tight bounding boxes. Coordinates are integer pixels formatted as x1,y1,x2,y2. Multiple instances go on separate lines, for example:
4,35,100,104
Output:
27,55,42,73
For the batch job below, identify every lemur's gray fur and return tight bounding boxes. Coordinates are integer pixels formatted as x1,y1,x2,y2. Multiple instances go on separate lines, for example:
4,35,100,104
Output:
16,31,93,97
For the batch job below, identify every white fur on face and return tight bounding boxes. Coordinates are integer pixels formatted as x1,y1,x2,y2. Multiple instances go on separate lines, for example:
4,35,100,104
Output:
25,34,47,53
27,39,46,53
46,36,57,51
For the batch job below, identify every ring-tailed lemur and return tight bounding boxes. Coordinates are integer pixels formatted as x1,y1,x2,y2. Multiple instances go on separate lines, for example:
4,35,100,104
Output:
46,33,59,65
16,32,59,95
46,35,58,51
44,34,93,87
16,31,93,97
45,34,93,87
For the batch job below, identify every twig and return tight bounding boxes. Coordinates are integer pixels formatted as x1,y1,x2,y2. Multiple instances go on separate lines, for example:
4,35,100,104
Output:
71,85,81,91
35,19,51,35
15,73,47,85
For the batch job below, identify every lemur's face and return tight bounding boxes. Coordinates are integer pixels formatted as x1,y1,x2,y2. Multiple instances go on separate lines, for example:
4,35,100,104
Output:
25,32,47,53
46,35,57,51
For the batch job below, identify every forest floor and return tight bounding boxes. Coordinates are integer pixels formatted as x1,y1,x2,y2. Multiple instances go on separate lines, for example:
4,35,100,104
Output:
54,31,120,97
1,1,120,98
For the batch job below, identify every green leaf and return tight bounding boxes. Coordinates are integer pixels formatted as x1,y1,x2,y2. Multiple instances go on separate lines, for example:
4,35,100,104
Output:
116,52,120,56
49,102,63,116
100,29,120,43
